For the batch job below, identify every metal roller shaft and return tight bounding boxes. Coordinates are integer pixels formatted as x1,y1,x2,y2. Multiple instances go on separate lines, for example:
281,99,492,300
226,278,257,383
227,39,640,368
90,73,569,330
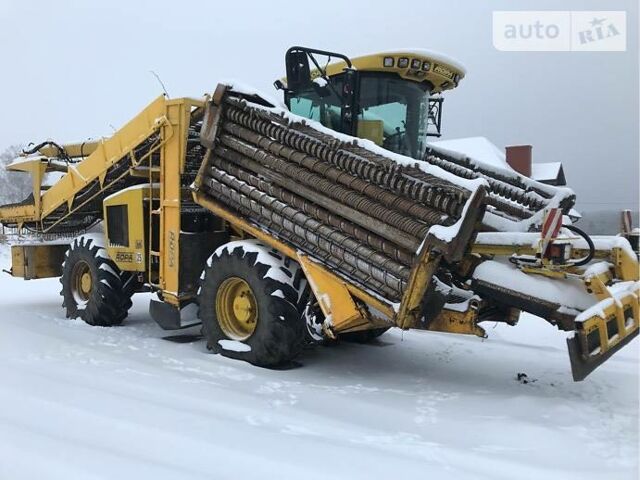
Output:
220,117,455,226
222,118,454,226
203,180,399,299
223,102,465,217
424,153,546,211
214,139,421,252
210,149,415,266
226,97,467,197
425,146,554,200
202,177,406,296
203,170,409,287
219,129,431,247
205,168,409,285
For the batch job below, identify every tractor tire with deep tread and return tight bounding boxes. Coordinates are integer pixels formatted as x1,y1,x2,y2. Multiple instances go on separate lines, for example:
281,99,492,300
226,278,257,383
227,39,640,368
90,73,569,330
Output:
198,240,305,367
60,235,131,326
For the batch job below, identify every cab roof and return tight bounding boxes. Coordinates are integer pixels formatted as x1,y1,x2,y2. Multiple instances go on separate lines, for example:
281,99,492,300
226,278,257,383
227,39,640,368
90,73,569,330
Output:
320,49,466,93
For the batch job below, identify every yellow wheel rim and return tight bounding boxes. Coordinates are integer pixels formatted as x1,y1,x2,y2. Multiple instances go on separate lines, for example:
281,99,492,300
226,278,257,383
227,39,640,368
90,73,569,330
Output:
71,260,93,305
216,277,258,340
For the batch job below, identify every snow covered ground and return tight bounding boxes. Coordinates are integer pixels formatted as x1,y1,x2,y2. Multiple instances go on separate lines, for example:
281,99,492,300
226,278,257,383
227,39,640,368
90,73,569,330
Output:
0,246,637,480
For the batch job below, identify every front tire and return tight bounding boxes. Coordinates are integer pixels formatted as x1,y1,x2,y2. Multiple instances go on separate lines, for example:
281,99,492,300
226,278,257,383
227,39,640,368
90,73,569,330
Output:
198,240,305,367
60,235,131,326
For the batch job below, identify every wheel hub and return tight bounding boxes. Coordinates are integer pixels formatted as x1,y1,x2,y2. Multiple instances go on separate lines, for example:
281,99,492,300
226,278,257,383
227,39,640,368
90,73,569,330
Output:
80,272,92,294
216,277,258,340
71,260,93,305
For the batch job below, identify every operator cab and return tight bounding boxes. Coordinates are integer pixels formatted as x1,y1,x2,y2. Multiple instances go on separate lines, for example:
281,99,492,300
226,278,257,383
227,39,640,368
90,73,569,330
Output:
277,47,465,160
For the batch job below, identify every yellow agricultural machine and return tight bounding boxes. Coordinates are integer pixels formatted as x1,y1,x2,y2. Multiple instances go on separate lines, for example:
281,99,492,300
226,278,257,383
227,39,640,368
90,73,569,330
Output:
1,47,637,380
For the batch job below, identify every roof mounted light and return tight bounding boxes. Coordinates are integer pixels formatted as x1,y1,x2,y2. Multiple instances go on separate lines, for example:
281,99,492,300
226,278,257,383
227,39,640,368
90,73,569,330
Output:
422,61,431,71
383,56,394,67
411,59,421,70
398,57,409,68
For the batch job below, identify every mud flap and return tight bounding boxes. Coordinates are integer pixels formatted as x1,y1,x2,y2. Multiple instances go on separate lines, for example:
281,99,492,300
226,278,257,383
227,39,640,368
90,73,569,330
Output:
150,299,201,330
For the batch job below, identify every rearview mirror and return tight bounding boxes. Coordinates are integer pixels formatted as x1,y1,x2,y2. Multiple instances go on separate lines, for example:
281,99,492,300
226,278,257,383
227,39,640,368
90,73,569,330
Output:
285,49,312,92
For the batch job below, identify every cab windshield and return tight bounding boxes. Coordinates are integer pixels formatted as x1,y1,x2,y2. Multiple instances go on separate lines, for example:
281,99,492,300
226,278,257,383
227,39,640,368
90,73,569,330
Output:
357,73,430,159
287,72,431,160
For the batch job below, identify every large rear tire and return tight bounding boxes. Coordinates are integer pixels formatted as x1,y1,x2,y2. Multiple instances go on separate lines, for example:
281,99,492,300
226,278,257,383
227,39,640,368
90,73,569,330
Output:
198,240,305,367
60,235,132,326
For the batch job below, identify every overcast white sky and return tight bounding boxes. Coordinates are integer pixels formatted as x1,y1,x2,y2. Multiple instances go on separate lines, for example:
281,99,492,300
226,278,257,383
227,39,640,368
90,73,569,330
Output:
0,0,637,211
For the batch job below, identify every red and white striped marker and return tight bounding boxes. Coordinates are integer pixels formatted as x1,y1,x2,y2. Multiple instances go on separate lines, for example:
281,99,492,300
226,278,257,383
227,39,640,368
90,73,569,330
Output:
621,209,632,236
541,207,563,257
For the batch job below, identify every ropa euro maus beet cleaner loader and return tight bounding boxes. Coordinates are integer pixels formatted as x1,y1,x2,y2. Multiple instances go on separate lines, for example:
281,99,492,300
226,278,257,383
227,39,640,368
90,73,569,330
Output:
1,47,638,380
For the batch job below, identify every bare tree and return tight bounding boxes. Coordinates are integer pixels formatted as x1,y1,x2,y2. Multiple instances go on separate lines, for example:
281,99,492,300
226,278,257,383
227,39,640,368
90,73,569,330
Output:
0,145,32,204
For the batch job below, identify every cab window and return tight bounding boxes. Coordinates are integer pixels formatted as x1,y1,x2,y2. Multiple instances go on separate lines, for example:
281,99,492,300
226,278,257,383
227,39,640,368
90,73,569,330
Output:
357,73,431,159
286,75,346,133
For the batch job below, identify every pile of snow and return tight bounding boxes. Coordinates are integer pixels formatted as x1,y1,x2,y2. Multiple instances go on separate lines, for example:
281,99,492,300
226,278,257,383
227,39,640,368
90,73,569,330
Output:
472,259,595,313
429,137,510,171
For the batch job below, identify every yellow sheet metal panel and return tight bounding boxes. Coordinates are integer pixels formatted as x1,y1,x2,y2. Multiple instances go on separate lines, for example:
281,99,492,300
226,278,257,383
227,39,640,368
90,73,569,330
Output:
10,244,67,279
103,185,156,272
356,120,384,146
425,304,486,338
0,203,37,223
307,51,465,93
158,101,189,302
0,159,45,225
471,243,537,256
5,158,43,173
612,247,639,282
10,246,24,276
396,246,441,329
153,98,203,304
296,253,365,335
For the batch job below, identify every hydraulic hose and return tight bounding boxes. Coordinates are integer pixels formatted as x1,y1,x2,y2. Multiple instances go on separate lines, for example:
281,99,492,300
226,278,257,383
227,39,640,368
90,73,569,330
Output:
564,224,595,267
22,141,70,161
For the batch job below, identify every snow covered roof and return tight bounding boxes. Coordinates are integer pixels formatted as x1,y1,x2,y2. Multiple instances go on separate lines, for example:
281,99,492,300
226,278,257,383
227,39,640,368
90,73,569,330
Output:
429,137,512,171
531,162,563,182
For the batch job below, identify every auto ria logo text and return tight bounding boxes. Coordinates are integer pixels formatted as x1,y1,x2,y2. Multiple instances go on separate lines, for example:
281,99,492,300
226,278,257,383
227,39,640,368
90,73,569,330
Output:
493,11,626,51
